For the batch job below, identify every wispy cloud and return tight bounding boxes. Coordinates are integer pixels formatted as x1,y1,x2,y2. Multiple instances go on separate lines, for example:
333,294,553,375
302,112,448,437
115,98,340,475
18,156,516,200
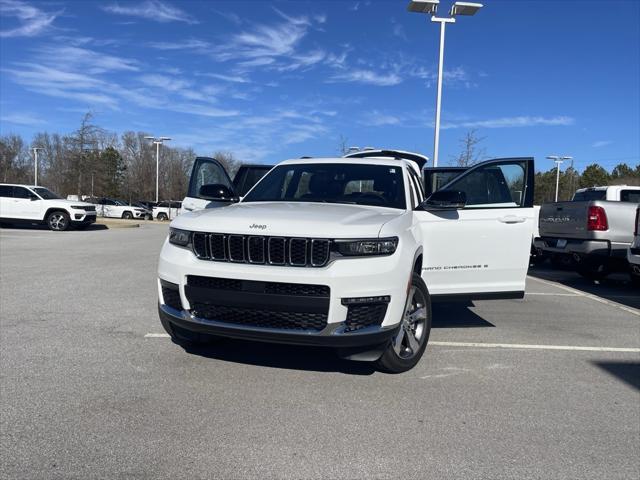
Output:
0,112,46,126
328,69,402,86
592,140,612,148
198,73,251,84
147,39,211,51
0,0,59,38
102,0,197,24
35,45,139,74
440,116,575,129
391,18,408,41
360,110,401,126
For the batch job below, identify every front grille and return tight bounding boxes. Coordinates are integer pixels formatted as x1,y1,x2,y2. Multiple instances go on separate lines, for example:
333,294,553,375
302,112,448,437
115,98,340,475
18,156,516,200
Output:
161,283,182,310
186,275,329,297
190,304,327,331
344,304,388,332
191,233,331,267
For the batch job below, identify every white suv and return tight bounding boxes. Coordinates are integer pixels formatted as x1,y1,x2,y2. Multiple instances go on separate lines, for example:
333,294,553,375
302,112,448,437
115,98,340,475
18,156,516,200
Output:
158,156,535,372
628,206,640,285
0,184,96,231
85,197,150,219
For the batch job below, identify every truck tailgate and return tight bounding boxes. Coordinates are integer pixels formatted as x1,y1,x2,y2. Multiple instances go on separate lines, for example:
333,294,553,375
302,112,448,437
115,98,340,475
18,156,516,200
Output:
538,202,588,238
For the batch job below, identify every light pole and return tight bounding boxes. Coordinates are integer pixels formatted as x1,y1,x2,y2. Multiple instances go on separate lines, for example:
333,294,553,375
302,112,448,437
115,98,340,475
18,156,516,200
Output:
32,147,42,186
408,1,483,167
145,136,171,203
547,155,572,202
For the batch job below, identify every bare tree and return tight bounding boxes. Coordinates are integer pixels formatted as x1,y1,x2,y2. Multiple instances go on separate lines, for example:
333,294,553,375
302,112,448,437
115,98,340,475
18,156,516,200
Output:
451,129,486,167
337,134,349,156
213,151,241,178
0,134,30,183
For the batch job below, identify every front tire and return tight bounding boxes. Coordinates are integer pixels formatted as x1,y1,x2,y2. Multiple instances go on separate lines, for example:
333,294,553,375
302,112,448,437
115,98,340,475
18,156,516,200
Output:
157,213,168,221
47,211,70,231
122,211,133,219
376,273,432,373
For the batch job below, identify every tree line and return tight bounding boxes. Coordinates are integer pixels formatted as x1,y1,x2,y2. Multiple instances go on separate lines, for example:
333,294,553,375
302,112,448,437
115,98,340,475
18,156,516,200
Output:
0,113,240,202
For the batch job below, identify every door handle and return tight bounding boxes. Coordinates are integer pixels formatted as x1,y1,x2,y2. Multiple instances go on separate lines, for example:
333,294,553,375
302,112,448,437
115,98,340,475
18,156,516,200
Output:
498,215,526,224
184,207,194,211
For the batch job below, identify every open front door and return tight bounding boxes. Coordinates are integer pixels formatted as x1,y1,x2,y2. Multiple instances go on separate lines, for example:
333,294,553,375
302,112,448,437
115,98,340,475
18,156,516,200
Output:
415,158,535,300
182,157,234,212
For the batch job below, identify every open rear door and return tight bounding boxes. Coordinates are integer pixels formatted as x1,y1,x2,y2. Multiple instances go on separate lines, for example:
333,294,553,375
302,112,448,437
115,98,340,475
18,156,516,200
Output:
415,157,535,300
182,157,235,213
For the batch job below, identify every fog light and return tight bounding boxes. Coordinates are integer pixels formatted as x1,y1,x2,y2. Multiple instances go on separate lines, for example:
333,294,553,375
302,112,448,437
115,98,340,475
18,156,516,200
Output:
341,296,390,305
74,214,83,219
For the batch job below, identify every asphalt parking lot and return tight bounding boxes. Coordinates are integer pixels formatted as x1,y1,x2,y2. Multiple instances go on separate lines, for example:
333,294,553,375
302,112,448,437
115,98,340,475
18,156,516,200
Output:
1,224,638,480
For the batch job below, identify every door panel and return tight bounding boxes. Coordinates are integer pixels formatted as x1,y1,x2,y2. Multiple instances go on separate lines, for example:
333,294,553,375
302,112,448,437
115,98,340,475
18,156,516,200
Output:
12,187,41,219
416,158,535,297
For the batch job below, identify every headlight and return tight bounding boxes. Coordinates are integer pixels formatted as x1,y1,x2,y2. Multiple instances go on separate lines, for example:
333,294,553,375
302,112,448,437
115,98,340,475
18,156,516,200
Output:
169,228,191,247
71,205,86,210
334,237,398,256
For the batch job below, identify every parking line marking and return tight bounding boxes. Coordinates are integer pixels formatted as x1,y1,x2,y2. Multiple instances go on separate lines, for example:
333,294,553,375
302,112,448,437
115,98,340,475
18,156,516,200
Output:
527,275,640,317
430,341,640,353
525,292,579,296
145,333,170,338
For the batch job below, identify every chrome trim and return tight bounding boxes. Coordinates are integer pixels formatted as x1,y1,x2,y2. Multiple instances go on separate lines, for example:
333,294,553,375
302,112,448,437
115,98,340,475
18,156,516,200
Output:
268,237,286,265
310,239,330,267
209,233,226,260
192,232,209,259
248,236,266,264
228,235,245,262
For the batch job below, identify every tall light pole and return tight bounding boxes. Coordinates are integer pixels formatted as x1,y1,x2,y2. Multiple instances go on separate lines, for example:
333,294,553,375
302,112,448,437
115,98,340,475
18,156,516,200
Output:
547,155,573,202
145,136,171,203
408,1,483,167
32,147,42,186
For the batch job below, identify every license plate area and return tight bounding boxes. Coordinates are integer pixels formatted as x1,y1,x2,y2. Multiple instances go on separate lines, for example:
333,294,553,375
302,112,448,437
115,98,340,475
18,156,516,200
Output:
556,239,567,248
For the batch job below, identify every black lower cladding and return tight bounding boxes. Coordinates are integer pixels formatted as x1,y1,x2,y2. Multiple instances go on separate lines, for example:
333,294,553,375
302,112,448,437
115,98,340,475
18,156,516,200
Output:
161,282,182,310
185,275,330,331
344,303,388,332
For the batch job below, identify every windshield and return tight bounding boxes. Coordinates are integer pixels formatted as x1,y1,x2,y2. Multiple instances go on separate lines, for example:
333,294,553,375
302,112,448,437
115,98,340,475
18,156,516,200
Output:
242,163,406,209
572,190,606,201
33,187,61,199
114,200,128,206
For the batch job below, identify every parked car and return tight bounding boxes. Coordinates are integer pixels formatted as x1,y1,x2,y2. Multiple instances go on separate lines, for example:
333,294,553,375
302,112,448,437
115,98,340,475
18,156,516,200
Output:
181,157,274,214
119,200,153,220
628,206,640,286
158,155,536,373
85,197,149,219
153,201,182,221
535,185,640,280
0,184,96,231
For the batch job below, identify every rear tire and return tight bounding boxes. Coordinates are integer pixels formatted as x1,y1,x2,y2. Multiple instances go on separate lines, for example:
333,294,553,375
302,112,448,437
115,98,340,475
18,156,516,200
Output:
122,211,133,219
47,211,70,231
376,273,432,374
157,213,168,221
577,262,609,281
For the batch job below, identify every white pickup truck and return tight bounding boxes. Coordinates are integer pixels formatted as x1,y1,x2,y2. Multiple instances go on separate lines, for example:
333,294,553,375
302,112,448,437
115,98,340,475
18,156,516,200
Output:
0,184,96,231
158,155,535,372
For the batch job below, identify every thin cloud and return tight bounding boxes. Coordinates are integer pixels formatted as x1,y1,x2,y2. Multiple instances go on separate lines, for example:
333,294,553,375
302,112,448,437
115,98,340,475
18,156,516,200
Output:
198,73,251,84
102,0,197,24
440,116,575,129
592,140,612,148
35,45,140,74
0,112,46,126
328,69,402,86
0,0,59,37
148,39,211,51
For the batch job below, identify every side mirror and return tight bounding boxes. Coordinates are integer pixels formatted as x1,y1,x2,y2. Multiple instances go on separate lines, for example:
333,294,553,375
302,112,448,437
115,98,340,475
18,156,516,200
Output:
30,195,39,201
199,184,238,202
420,190,466,210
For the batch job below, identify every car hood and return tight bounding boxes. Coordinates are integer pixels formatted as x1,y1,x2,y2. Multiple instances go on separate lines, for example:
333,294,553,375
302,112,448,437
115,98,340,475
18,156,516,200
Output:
171,202,405,238
45,199,94,208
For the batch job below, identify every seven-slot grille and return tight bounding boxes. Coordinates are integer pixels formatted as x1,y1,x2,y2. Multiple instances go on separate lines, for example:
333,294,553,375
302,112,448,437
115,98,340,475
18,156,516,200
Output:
191,233,331,267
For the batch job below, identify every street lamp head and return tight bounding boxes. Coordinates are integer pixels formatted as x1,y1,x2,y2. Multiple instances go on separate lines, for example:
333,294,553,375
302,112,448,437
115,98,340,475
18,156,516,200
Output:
159,137,172,141
407,0,439,14
144,136,155,140
450,2,483,16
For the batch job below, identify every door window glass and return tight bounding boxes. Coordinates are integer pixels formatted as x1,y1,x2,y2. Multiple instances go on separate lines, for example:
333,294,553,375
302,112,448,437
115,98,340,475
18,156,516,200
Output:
620,190,640,203
189,160,233,198
443,161,526,208
0,186,12,197
13,187,34,199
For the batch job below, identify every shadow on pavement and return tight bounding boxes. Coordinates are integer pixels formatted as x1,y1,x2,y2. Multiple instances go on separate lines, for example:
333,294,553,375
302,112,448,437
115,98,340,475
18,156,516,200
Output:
0,223,107,231
593,361,640,391
180,338,377,375
432,302,495,328
529,263,640,310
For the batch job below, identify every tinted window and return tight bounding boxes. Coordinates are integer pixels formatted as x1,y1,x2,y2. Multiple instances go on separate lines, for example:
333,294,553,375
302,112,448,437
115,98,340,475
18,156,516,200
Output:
188,159,233,199
234,167,271,196
443,162,526,207
424,169,466,196
243,163,406,209
620,190,640,203
33,187,61,199
13,187,34,199
572,190,606,201
0,185,12,197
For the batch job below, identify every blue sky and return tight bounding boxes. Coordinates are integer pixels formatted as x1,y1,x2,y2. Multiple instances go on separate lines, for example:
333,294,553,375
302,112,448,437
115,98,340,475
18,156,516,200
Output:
1,0,639,172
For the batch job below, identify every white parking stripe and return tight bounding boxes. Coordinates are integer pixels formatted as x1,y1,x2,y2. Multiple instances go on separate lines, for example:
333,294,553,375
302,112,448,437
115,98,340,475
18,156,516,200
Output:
525,292,579,296
145,333,170,338
527,276,640,317
430,341,640,353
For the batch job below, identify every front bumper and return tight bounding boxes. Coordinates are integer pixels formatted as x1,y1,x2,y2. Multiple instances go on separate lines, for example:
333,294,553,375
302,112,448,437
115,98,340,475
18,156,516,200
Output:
71,212,96,224
159,303,399,347
158,238,411,347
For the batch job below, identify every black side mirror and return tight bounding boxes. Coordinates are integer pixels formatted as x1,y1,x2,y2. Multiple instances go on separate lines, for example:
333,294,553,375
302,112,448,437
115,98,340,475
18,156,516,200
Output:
199,184,238,202
30,195,39,201
420,190,466,210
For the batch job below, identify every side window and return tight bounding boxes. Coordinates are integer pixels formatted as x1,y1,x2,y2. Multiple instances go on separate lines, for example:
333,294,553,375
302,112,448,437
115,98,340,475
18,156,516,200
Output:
407,168,425,205
189,160,233,198
0,186,13,197
620,190,640,203
443,161,527,208
13,187,34,199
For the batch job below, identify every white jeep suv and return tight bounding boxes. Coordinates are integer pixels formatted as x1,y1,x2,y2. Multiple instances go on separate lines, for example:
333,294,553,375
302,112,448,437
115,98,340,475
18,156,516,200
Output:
0,184,96,231
158,156,535,372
